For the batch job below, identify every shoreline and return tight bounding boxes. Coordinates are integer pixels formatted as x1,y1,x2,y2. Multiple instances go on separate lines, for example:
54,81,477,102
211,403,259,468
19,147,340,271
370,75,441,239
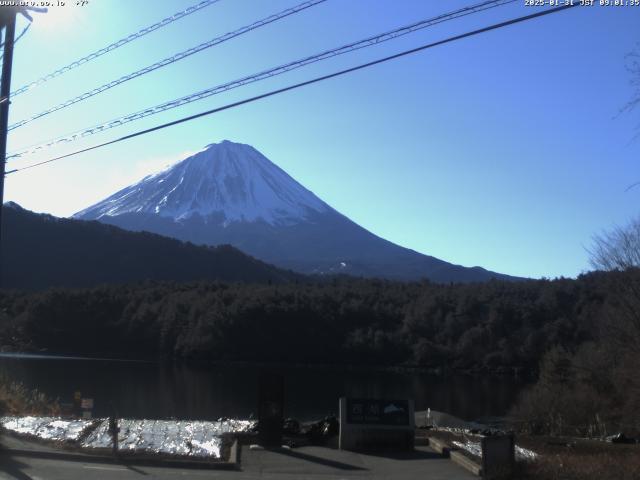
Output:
0,350,534,378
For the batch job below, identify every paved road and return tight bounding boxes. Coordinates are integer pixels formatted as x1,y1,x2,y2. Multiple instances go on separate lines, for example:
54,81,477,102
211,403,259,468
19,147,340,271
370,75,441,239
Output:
0,445,475,480
1,454,230,480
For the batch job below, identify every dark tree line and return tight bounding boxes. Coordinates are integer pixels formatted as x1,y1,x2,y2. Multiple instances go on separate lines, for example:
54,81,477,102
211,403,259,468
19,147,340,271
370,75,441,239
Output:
511,216,640,437
0,271,623,373
1,203,300,290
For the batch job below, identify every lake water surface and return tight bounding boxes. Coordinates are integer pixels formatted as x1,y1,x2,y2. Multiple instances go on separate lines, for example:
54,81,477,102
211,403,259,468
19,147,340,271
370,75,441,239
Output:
0,354,526,422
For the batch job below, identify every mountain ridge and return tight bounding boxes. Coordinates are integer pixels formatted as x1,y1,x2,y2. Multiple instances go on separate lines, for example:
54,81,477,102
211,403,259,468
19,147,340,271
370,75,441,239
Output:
75,140,521,283
1,202,302,290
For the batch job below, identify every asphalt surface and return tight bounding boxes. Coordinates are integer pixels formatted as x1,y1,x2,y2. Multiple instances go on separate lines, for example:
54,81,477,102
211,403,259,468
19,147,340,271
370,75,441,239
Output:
0,444,476,480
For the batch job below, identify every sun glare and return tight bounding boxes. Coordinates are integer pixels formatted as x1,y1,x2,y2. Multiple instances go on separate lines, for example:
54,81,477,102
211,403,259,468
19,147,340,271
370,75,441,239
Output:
35,5,79,32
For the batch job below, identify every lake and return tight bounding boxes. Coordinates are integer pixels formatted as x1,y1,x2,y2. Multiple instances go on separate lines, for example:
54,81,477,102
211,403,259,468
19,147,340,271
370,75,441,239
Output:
0,354,526,422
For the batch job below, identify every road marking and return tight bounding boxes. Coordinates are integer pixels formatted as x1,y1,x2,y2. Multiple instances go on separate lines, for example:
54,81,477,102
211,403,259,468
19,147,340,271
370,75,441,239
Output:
83,465,128,471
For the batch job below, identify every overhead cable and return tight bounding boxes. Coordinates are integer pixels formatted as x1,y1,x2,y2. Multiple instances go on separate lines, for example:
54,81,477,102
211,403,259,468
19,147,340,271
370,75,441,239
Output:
10,0,222,98
5,3,579,176
7,0,515,159
8,0,326,131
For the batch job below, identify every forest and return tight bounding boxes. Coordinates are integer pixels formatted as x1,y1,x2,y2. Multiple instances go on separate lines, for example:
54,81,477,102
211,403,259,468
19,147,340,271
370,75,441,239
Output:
1,215,639,436
0,271,620,372
1,254,639,437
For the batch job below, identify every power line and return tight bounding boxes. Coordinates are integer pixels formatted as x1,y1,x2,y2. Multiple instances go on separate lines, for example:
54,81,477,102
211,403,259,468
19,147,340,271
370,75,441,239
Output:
9,0,222,98
0,18,31,49
5,3,578,176
13,21,31,44
0,6,47,64
8,0,327,131
7,0,516,160
0,20,31,65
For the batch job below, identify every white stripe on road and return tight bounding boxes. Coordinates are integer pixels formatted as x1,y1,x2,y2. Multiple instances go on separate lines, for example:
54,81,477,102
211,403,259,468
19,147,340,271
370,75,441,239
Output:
83,465,128,471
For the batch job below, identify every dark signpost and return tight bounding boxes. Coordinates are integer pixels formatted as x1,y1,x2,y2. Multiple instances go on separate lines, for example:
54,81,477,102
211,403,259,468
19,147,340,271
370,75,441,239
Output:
481,434,515,479
346,399,411,426
339,397,415,451
258,373,284,447
108,416,120,457
73,391,82,417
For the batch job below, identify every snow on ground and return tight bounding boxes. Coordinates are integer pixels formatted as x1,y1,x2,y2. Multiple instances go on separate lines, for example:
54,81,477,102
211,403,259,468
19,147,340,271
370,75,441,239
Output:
452,439,538,461
1,416,255,459
1,416,96,442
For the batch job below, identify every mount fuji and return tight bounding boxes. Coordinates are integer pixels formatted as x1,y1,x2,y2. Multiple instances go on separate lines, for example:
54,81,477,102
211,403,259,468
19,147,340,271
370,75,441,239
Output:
74,140,515,282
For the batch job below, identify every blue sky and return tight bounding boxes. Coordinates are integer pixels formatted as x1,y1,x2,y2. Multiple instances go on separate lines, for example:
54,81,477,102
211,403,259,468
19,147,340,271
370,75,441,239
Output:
3,0,639,279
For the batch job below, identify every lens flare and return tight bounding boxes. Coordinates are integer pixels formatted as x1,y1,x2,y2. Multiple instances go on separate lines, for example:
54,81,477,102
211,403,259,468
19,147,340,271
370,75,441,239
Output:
36,5,79,32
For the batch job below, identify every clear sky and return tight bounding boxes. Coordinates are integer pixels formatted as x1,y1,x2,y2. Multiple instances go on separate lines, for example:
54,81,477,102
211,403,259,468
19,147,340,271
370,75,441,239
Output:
3,0,639,279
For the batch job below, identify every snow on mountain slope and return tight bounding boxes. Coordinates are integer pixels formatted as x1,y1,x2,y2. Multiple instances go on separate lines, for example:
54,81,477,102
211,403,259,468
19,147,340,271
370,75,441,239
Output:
75,140,330,226
75,140,520,282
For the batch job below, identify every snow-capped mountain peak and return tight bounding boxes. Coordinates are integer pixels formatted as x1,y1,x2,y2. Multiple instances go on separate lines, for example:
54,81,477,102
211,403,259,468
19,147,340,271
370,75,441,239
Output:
74,140,517,283
74,140,330,226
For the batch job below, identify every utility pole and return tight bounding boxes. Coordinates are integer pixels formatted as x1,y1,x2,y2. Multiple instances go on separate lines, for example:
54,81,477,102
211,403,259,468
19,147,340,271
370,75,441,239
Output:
0,7,17,288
